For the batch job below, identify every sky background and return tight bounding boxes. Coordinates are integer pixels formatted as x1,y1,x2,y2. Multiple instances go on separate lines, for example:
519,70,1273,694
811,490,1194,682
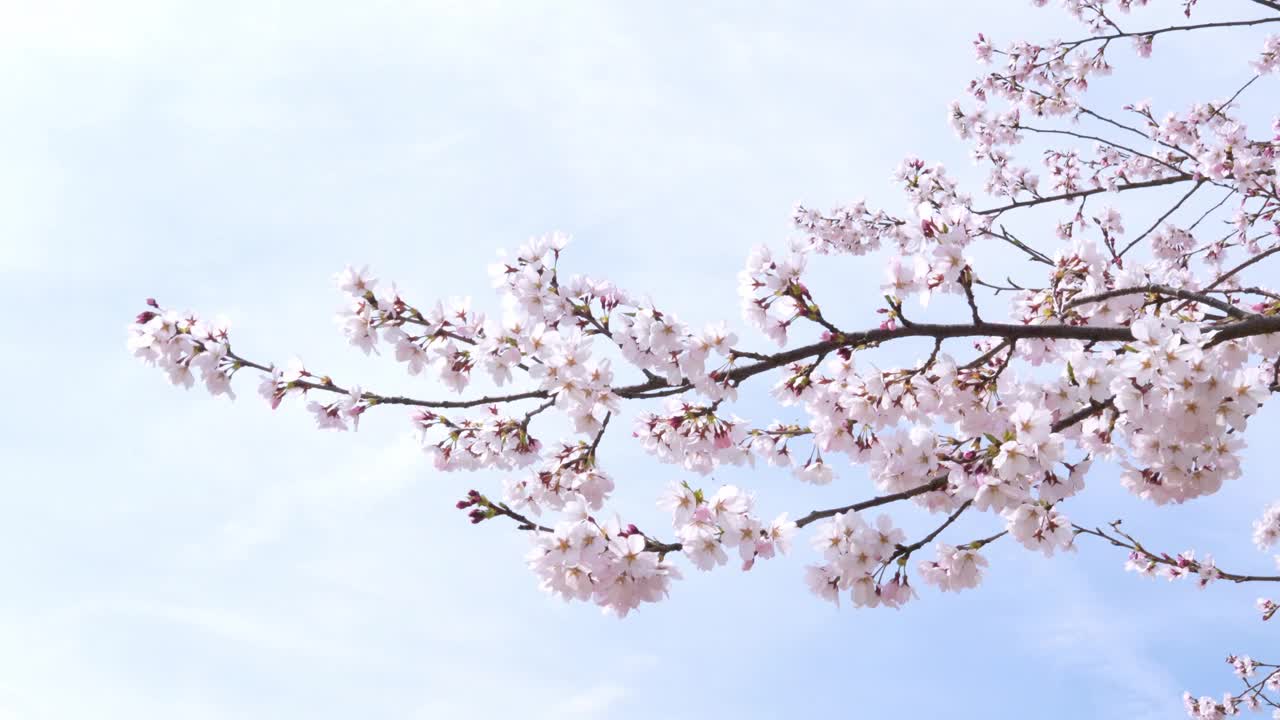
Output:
3,1,1279,718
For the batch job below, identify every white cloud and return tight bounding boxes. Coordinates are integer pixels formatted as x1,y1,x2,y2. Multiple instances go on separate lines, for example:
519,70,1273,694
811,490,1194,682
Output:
1021,559,1183,720
187,432,422,565
548,683,629,719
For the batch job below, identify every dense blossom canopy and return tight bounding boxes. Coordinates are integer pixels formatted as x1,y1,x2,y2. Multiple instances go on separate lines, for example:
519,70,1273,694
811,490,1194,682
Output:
129,0,1280,715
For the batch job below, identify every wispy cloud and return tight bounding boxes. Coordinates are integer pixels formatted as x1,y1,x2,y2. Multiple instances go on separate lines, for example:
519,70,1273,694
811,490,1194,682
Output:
548,683,629,719
1020,558,1182,720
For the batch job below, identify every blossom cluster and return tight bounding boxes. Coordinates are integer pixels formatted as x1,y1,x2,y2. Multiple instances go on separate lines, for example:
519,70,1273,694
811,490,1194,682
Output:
634,402,751,475
524,503,680,617
1124,548,1221,588
1253,503,1280,552
1108,317,1269,505
1182,655,1280,720
633,401,837,485
413,408,543,471
918,542,989,592
502,441,616,514
805,512,915,608
658,482,796,572
128,302,237,398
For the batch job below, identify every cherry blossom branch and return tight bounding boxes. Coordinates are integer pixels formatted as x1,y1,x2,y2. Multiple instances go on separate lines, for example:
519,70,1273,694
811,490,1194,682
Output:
587,412,612,457
1207,73,1262,125
1116,179,1205,257
1061,284,1251,318
1207,313,1280,345
889,499,974,563
1188,187,1238,231
1017,123,1189,173
820,315,1280,354
520,398,557,427
1213,286,1280,301
457,489,553,532
794,476,949,530
1203,244,1280,293
966,530,1008,548
127,2,1280,633
1074,520,1280,583
227,306,1280,420
1062,16,1280,47
229,348,551,409
978,226,1055,265
975,174,1195,216
961,339,1012,370
795,395,1113,534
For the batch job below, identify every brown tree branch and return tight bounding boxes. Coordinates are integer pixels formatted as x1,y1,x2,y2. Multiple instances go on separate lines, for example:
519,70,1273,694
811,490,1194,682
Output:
1075,521,1280,583
975,174,1195,216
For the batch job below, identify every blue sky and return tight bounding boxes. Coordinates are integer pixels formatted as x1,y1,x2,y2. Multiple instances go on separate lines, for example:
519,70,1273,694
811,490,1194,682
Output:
3,1,1279,718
